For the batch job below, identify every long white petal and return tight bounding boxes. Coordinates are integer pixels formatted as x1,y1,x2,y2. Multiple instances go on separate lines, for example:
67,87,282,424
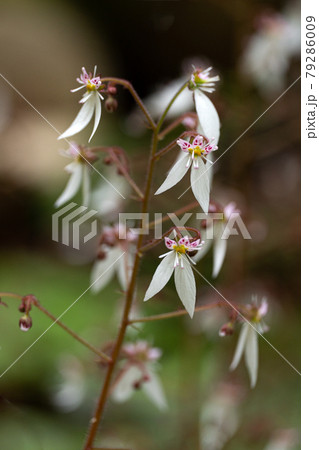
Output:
143,368,168,411
207,151,214,186
55,162,82,208
89,93,102,142
194,89,220,144
245,327,258,388
112,365,141,403
230,322,249,371
144,252,175,301
58,95,95,140
213,224,227,278
174,257,196,318
193,228,212,263
155,153,190,195
190,158,210,214
117,250,133,290
82,164,91,207
90,247,121,293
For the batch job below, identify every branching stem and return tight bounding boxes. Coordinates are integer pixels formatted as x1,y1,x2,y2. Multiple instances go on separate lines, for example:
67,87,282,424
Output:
83,81,189,450
0,293,111,363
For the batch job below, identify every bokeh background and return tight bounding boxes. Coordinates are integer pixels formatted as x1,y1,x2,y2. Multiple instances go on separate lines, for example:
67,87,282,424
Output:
0,0,300,449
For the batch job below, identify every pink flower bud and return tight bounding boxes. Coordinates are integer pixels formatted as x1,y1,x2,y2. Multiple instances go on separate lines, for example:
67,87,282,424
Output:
105,96,118,113
19,315,32,332
219,322,234,337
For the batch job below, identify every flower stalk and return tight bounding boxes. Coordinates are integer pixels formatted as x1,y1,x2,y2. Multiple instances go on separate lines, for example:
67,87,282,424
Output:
128,301,225,324
0,293,111,363
101,77,156,131
83,81,190,449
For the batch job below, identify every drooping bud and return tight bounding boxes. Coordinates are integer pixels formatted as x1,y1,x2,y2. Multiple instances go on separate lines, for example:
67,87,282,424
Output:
105,96,118,113
106,83,117,95
19,314,32,332
219,322,234,337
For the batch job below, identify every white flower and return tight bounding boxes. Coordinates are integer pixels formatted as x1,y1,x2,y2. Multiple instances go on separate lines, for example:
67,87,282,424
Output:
240,10,300,96
55,142,91,208
200,382,241,450
229,297,268,388
189,66,221,144
143,233,204,317
58,66,104,142
112,341,167,410
155,135,217,214
90,224,136,293
194,202,240,277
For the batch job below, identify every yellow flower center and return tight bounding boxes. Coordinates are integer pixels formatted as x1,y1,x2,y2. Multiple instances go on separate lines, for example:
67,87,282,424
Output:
86,80,97,91
194,73,204,85
189,145,202,157
173,244,186,254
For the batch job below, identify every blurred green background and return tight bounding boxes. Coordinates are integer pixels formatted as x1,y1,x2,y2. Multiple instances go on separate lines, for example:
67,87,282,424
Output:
0,0,300,449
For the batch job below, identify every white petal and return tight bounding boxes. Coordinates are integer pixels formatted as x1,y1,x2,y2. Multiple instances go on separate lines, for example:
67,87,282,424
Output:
144,252,175,301
58,95,95,140
206,151,214,186
213,224,228,278
230,322,249,371
143,368,168,411
82,164,90,207
193,228,212,263
112,365,141,403
174,257,196,318
55,162,82,208
89,93,102,142
117,250,133,290
245,326,258,388
190,158,211,214
194,89,220,144
71,85,86,92
155,153,190,195
90,247,121,293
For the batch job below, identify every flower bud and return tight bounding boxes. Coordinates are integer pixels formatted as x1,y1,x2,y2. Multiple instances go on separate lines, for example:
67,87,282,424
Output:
107,84,117,95
19,314,32,332
83,148,98,164
105,96,118,113
219,322,234,337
